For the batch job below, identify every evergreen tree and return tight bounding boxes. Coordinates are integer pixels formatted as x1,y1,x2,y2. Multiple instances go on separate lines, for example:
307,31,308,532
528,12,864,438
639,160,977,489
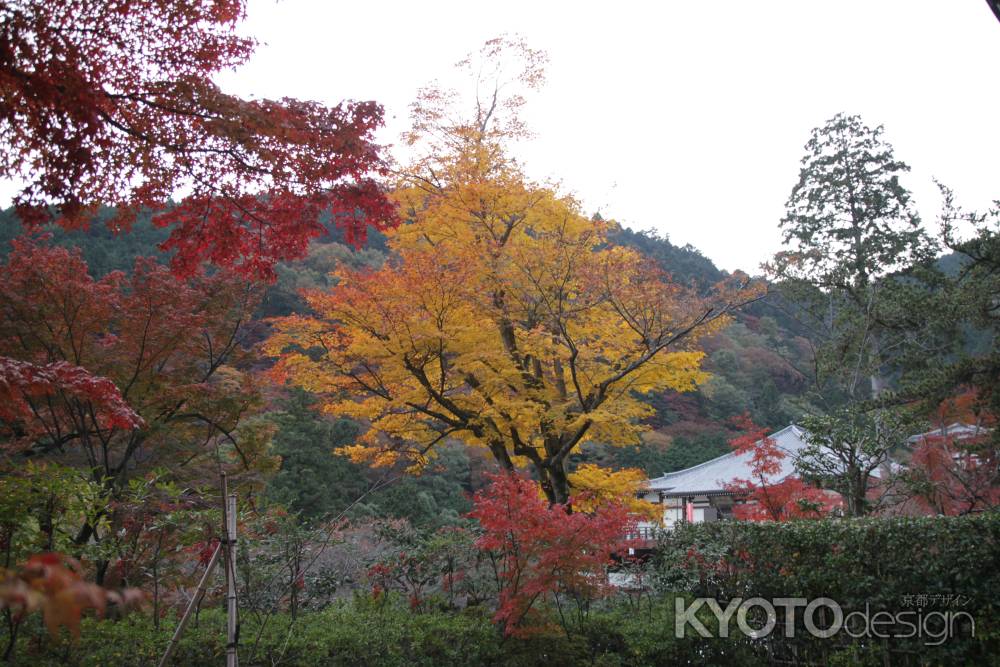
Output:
266,389,474,527
770,112,939,402
769,114,944,514
266,389,369,521
932,190,1000,428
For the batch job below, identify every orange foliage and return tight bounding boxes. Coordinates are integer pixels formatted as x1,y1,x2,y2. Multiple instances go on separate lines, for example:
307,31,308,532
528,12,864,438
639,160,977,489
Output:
0,553,143,639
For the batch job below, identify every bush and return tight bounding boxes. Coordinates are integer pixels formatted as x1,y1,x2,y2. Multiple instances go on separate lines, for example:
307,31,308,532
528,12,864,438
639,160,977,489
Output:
581,598,757,666
12,599,501,667
654,514,1000,665
11,515,1000,665
8,593,757,666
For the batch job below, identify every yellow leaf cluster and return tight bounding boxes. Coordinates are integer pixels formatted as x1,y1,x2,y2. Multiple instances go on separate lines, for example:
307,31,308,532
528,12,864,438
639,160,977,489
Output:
568,464,661,520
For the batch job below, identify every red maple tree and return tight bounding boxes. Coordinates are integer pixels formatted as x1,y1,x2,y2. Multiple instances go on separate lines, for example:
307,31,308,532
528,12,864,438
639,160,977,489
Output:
468,472,634,636
0,235,264,488
0,357,142,441
1,0,396,278
905,433,1000,515
899,393,999,515
724,415,838,521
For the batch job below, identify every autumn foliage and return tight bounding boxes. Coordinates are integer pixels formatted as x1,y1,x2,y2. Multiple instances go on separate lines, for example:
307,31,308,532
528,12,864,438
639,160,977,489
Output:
900,396,999,516
904,434,999,515
267,39,762,505
0,234,276,659
868,393,999,516
467,472,633,636
0,236,265,473
566,464,660,520
0,357,142,441
0,553,143,639
1,17,998,660
0,0,396,278
724,416,837,521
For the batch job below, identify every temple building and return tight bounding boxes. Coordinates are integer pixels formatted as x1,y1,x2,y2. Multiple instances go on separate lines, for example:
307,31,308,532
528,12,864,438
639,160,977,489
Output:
633,424,814,537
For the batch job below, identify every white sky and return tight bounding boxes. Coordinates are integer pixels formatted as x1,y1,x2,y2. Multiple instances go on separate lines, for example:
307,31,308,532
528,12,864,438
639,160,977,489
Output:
215,1,1000,272
9,1,1000,273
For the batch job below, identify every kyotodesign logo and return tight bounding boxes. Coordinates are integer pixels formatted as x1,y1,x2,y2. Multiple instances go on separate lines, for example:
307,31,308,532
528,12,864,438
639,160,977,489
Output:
675,597,975,646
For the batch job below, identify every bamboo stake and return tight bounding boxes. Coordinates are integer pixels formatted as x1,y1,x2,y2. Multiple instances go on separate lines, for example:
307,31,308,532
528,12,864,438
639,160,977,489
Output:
224,490,239,667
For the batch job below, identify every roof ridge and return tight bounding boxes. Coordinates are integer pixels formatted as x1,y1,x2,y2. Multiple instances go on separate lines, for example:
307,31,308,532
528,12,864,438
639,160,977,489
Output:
654,449,738,480
648,423,802,482
907,421,990,441
771,424,799,439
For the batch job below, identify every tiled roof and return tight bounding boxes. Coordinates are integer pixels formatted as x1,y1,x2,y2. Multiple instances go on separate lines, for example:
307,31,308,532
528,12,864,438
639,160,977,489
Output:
643,421,980,498
906,422,989,444
645,424,811,497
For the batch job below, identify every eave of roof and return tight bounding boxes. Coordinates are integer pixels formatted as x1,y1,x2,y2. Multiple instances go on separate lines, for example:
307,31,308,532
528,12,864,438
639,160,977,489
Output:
906,422,990,443
658,489,740,498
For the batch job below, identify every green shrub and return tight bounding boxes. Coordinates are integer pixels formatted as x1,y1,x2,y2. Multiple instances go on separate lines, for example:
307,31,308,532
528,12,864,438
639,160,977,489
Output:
654,514,1000,665
9,594,757,666
10,515,1000,666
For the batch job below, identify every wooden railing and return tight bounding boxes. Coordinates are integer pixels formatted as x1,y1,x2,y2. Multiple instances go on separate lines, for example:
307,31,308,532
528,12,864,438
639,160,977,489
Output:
625,525,659,541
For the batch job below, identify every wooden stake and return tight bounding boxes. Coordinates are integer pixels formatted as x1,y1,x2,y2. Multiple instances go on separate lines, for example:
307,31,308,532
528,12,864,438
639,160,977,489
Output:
223,475,239,667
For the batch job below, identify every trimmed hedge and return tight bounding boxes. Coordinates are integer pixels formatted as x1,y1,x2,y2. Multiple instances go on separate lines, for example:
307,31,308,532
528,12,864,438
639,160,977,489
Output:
655,513,1000,665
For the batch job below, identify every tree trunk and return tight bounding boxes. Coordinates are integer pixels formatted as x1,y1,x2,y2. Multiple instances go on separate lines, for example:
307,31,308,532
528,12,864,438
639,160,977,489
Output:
547,463,571,507
869,333,888,399
847,470,867,517
94,559,110,586
3,609,20,662
73,520,96,546
485,438,571,507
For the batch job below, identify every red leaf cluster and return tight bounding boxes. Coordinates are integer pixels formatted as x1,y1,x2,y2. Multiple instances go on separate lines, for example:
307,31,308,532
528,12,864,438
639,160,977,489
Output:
725,415,839,521
467,472,634,636
1,0,396,278
905,428,1000,516
0,235,257,467
0,357,142,438
729,477,838,522
728,413,783,479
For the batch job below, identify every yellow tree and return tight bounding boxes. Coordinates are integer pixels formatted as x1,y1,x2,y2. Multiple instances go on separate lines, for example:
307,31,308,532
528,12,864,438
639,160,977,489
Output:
266,39,762,505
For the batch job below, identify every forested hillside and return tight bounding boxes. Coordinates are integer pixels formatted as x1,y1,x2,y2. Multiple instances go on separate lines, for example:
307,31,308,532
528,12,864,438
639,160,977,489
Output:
0,206,811,502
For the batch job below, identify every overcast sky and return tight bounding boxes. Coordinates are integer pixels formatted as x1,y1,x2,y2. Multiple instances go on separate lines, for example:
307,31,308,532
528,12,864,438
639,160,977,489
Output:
7,1,994,274
215,1,1000,272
